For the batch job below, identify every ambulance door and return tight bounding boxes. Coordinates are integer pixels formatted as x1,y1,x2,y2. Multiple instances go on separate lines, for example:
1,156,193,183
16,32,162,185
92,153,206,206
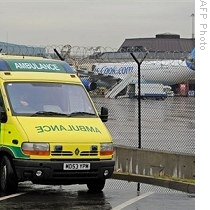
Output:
0,90,7,146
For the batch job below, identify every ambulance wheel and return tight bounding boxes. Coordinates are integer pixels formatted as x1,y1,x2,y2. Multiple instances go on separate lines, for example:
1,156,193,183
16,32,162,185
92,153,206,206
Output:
87,179,105,193
0,156,18,195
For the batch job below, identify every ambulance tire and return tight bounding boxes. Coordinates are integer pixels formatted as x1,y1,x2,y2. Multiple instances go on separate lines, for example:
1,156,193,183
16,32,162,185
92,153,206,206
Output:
0,156,18,195
87,179,105,193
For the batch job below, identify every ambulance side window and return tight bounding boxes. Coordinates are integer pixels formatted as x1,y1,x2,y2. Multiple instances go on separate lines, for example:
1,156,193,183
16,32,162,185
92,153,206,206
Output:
0,90,7,123
0,91,4,108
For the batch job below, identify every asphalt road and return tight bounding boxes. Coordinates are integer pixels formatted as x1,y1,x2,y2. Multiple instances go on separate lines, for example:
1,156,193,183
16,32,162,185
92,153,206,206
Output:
0,180,195,210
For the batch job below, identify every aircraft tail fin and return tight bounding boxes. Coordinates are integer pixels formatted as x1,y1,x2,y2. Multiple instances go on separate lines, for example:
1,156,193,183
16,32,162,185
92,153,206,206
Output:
186,48,195,71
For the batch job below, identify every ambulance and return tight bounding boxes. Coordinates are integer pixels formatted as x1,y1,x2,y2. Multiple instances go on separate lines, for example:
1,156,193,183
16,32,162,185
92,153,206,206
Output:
0,55,114,195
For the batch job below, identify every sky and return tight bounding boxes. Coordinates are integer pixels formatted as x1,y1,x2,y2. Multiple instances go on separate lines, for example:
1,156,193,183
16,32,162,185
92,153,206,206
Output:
0,0,195,48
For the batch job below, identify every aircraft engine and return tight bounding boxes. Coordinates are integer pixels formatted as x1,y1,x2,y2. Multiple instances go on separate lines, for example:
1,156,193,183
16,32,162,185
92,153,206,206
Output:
80,78,97,91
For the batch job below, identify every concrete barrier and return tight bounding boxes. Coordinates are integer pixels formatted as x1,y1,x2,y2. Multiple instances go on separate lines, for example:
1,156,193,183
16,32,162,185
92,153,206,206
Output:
112,145,195,193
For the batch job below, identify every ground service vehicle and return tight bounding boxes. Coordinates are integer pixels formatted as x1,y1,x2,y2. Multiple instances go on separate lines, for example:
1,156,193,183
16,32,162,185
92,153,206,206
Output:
0,55,115,195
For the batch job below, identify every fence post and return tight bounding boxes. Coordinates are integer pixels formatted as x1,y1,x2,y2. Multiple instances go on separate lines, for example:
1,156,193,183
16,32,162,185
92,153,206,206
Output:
130,50,149,193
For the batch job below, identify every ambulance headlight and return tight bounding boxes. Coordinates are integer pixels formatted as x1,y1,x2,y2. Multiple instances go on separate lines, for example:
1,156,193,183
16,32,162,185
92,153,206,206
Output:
21,143,50,156
100,143,113,156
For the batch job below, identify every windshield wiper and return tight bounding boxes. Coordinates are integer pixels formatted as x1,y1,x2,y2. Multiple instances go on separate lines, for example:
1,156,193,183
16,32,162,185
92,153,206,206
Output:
31,111,95,117
31,111,68,117
68,112,95,117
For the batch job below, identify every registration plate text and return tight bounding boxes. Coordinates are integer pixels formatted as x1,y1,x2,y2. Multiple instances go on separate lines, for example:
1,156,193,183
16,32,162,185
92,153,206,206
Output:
63,163,90,170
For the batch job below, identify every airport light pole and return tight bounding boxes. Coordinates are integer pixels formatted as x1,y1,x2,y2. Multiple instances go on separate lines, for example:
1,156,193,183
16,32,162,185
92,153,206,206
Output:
190,13,195,39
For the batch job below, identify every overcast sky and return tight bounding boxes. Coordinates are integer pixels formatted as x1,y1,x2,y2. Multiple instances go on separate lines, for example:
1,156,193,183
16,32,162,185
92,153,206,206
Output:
1,0,195,48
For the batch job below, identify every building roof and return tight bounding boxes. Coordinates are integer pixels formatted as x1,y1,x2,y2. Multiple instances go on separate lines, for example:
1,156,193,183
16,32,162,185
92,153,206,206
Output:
88,34,195,61
118,34,195,53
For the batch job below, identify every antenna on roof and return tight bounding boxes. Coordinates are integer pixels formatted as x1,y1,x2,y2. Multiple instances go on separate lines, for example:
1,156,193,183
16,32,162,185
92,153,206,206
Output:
54,48,64,61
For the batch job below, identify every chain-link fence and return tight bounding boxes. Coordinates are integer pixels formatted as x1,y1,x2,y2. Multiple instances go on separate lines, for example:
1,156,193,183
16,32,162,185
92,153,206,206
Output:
1,45,195,193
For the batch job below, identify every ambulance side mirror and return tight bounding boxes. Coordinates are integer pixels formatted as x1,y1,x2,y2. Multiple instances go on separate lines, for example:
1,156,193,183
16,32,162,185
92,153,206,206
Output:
0,106,7,123
100,107,108,122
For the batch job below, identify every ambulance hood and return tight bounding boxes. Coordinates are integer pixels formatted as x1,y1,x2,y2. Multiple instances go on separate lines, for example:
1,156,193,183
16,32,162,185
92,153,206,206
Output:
16,117,112,143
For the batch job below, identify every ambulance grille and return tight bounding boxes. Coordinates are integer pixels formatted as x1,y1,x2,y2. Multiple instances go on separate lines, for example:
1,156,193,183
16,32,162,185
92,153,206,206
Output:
51,151,98,156
80,151,98,156
51,151,73,156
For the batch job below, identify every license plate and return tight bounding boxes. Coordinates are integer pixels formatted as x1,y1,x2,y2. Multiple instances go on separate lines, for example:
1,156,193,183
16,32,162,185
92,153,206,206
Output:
63,163,90,170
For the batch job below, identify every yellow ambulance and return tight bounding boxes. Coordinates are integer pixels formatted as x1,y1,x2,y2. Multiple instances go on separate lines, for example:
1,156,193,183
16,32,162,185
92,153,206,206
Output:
0,55,114,195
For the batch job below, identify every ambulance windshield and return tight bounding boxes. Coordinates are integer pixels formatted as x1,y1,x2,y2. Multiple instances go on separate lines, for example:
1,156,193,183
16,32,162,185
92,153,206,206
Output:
5,82,96,116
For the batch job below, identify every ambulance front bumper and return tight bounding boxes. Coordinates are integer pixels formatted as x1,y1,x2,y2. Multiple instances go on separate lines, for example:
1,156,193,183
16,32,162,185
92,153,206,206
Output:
13,159,115,185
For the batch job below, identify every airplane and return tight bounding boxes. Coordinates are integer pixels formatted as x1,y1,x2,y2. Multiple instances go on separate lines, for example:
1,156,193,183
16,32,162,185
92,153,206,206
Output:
53,48,195,92
77,48,195,90
91,59,195,86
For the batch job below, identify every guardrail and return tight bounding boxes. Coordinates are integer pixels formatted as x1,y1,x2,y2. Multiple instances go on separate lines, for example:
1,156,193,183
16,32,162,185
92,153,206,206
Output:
112,145,195,194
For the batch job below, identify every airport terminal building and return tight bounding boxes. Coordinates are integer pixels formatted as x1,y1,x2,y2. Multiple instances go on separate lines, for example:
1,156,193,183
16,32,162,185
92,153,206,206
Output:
93,33,195,61
119,33,194,53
